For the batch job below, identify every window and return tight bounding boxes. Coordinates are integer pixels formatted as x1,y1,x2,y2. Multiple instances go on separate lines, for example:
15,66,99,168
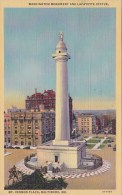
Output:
21,141,24,145
28,141,31,146
15,141,18,145
15,130,17,134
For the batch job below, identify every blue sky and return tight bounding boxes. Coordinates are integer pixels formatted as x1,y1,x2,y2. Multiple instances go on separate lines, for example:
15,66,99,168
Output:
4,8,115,109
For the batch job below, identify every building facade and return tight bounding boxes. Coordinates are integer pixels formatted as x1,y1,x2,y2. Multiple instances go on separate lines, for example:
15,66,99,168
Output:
25,89,72,132
7,106,26,114
11,110,55,146
95,117,101,134
4,112,11,147
110,119,116,134
26,90,55,111
76,114,100,135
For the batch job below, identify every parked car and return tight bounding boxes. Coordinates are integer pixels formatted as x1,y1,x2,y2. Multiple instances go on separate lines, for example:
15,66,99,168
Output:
113,147,116,151
7,146,14,149
14,146,20,149
113,144,116,151
24,146,30,149
108,144,111,147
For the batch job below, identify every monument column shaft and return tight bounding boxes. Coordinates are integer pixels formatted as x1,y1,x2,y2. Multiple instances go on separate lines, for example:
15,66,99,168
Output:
55,58,70,141
52,32,70,146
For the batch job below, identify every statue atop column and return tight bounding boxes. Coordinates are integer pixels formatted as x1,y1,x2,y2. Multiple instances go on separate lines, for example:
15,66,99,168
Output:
59,32,63,41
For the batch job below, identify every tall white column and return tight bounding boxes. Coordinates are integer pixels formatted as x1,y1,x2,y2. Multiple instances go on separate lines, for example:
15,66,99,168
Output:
52,32,70,146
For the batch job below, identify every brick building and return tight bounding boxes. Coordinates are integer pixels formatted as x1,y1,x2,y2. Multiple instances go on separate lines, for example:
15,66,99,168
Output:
95,117,101,134
11,110,55,146
110,119,116,134
4,112,11,147
25,89,72,131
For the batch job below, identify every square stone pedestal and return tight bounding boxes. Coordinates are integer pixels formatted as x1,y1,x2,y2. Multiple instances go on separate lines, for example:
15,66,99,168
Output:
37,141,86,168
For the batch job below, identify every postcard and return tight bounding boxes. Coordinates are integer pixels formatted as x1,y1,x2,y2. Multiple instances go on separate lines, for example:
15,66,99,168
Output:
0,0,121,195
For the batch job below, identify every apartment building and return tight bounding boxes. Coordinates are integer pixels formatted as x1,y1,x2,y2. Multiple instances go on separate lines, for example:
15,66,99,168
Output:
4,112,11,147
76,114,98,135
25,89,72,132
11,110,55,146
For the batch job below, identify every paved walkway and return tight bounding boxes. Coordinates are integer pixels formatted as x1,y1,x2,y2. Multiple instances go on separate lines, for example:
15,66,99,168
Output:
4,152,12,156
85,136,93,141
92,137,107,150
16,160,34,175
16,159,111,179
44,160,111,179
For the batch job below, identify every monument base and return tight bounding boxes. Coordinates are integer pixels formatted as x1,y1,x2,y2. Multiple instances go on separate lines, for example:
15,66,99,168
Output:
37,141,86,169
53,140,69,146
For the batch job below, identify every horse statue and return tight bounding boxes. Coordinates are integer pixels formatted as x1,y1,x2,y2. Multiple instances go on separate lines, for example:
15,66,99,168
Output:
8,165,23,185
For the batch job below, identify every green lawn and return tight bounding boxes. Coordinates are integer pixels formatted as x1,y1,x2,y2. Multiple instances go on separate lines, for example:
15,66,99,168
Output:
86,144,95,149
96,136,105,139
103,139,109,144
98,144,106,149
87,139,101,143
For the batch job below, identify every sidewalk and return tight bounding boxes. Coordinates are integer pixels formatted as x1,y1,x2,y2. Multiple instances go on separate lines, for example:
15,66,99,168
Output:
92,137,107,150
85,136,93,141
4,152,12,156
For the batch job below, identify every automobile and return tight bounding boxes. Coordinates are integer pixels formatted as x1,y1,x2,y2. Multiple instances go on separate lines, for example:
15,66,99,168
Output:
108,144,111,147
7,146,14,149
113,146,116,151
14,146,20,149
24,146,30,149
113,144,116,151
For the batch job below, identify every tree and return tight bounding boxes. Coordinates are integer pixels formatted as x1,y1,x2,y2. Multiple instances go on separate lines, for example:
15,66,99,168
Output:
5,169,68,190
48,177,68,190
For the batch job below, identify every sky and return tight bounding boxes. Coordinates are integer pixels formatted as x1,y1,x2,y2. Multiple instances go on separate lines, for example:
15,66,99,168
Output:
4,8,115,110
